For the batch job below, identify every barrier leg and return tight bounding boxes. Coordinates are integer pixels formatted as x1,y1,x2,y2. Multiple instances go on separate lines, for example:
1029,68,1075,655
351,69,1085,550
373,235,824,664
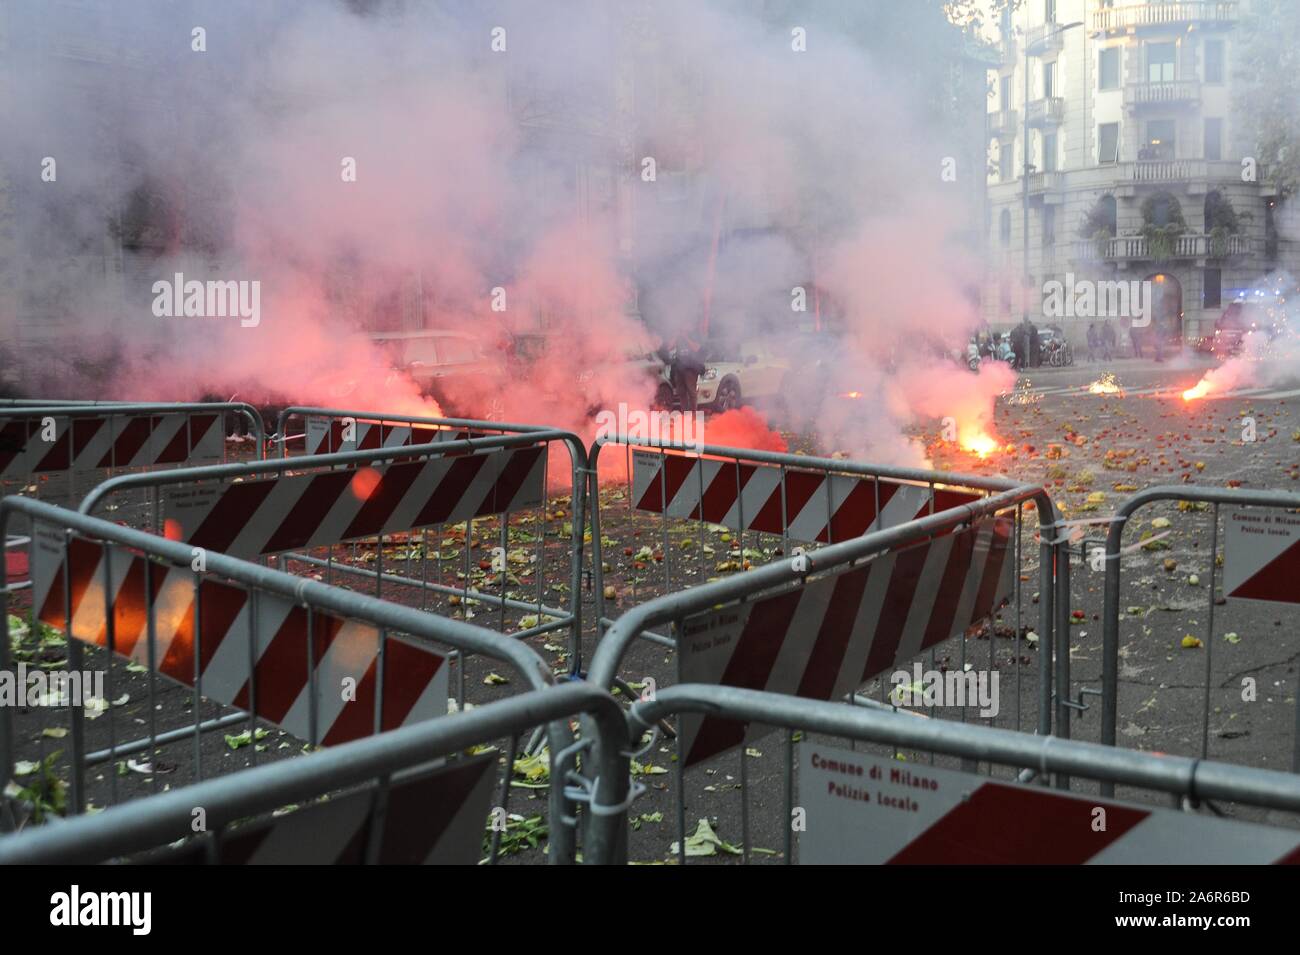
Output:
1037,536,1054,740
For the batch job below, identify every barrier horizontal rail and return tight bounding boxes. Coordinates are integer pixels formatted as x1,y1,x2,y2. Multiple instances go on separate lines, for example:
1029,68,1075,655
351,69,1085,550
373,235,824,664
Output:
621,684,1300,865
1099,485,1300,795
0,496,588,862
0,681,625,865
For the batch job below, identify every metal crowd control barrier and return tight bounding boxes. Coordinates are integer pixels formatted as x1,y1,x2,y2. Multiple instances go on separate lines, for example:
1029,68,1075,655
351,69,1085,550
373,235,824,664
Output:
587,436,1068,737
0,496,592,862
1099,486,1300,793
0,401,264,532
272,407,592,671
582,482,1069,861
75,429,587,678
0,681,625,865
597,684,1300,864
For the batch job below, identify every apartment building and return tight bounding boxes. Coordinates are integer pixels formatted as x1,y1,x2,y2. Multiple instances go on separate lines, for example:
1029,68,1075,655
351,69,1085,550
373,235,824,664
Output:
985,0,1298,346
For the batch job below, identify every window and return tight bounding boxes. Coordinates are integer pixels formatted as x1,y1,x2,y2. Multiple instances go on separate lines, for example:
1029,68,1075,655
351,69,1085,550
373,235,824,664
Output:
1000,6,1012,39
1099,48,1120,90
999,144,1014,180
1097,195,1118,236
1043,132,1058,172
1043,60,1056,98
438,336,479,363
1204,118,1222,161
1143,119,1175,160
1045,0,1057,24
403,339,439,365
1000,209,1011,246
1150,195,1177,228
1205,39,1224,84
1098,123,1120,163
1147,42,1175,83
1204,269,1222,309
1042,206,1056,247
1000,74,1011,110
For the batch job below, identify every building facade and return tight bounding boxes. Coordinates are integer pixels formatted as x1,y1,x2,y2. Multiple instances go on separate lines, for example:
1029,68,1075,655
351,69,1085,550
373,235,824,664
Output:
984,0,1299,347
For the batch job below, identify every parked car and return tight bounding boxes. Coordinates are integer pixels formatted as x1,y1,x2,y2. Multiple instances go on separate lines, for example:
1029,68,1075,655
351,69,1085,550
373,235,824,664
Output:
571,347,673,413
368,329,495,413
695,340,790,411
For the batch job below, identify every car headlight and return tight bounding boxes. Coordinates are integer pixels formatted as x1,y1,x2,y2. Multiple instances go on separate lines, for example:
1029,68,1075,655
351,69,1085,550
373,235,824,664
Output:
701,368,718,381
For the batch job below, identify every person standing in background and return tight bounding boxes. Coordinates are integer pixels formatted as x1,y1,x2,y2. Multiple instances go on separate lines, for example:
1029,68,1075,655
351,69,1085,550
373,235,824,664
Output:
1101,319,1116,361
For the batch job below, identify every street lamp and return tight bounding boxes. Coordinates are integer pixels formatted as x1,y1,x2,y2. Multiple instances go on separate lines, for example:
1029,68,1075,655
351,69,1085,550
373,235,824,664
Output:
1021,19,1083,327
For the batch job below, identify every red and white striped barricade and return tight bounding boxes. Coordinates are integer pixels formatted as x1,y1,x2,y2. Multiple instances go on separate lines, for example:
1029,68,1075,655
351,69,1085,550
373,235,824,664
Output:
301,417,493,458
0,403,260,532
152,754,496,865
158,445,545,561
799,746,1300,864
30,526,448,747
629,449,983,544
676,514,1014,766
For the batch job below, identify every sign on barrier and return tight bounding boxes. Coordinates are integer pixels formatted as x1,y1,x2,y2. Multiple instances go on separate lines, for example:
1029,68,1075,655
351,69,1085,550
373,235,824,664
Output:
304,417,490,457
31,528,448,746
158,445,544,559
154,754,496,864
631,450,982,543
798,744,1300,864
0,412,223,481
1224,509,1300,605
676,516,1014,765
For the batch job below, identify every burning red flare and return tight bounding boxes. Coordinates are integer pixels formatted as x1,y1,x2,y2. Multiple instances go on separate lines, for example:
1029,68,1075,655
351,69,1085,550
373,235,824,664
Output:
960,430,1000,459
1183,380,1212,402
350,467,382,500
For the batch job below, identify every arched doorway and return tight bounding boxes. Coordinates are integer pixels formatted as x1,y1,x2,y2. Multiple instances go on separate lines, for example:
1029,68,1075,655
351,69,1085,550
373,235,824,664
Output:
1144,272,1183,351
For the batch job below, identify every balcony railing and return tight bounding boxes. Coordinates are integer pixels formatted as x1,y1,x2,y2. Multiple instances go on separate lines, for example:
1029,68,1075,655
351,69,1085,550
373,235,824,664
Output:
1027,171,1064,195
988,109,1018,137
1114,159,1256,184
1025,23,1067,55
1026,96,1065,127
1074,232,1251,262
999,35,1018,67
1093,2,1238,33
1124,79,1200,109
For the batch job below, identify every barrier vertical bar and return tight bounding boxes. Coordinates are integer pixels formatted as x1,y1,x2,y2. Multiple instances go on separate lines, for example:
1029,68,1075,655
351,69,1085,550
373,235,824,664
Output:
1203,504,1219,761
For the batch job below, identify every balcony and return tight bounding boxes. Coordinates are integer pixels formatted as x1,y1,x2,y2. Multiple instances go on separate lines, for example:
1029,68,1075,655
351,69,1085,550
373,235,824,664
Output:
988,108,1018,138
1024,23,1066,55
1025,96,1065,127
1027,171,1065,201
1093,2,1239,34
998,34,1018,67
1108,159,1257,193
1124,79,1200,109
1073,232,1251,263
